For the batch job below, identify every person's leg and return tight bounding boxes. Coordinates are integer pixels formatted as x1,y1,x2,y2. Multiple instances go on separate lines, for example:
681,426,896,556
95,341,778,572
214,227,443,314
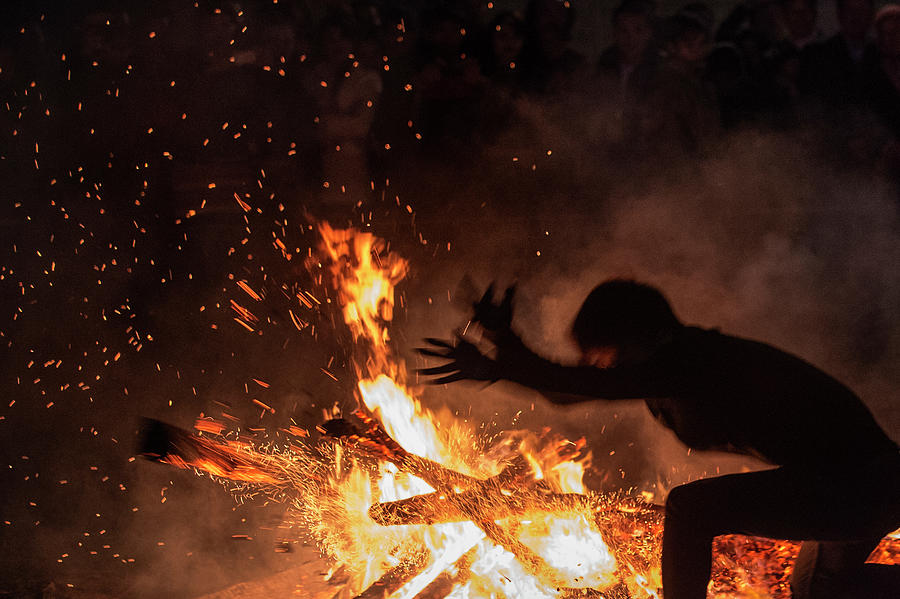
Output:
662,467,858,599
790,452,900,598
861,563,900,598
790,539,881,599
662,454,900,599
662,481,722,598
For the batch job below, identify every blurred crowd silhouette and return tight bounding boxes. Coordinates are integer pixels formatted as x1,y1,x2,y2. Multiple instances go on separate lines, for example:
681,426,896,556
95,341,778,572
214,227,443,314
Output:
2,0,899,221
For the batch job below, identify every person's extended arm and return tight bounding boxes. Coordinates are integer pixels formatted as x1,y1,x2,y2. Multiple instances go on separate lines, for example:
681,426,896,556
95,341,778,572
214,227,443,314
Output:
418,331,673,402
496,331,672,401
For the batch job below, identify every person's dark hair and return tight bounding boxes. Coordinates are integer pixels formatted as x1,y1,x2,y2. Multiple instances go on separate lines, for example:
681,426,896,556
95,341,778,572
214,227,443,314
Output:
778,0,818,9
489,10,525,38
571,280,681,350
663,2,713,44
480,10,525,74
613,0,656,22
525,0,577,42
836,0,872,14
316,8,358,48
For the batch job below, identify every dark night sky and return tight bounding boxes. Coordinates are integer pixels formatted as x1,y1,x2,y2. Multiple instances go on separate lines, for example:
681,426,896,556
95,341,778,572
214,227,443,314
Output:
2,1,899,597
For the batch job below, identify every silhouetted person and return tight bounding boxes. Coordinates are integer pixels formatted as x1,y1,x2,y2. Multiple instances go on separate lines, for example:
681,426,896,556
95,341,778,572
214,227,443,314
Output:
480,11,526,90
800,0,876,106
866,4,900,176
710,1,777,128
711,0,806,129
476,11,527,144
781,0,821,49
631,4,719,157
420,281,900,599
597,0,658,100
762,40,805,128
520,0,587,95
366,4,420,184
413,6,486,160
594,1,660,150
867,5,900,137
306,12,383,205
765,0,820,126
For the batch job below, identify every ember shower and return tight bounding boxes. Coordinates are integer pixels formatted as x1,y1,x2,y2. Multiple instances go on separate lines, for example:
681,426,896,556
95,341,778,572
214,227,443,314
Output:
147,223,663,598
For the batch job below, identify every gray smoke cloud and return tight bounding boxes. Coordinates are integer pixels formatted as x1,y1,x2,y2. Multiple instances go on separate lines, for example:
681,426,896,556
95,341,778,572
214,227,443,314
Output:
404,120,900,495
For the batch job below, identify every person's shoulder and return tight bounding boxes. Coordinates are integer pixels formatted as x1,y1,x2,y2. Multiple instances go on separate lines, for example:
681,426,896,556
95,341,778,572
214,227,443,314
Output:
817,34,846,52
682,327,832,374
562,48,588,72
802,34,843,61
655,326,732,372
861,41,879,65
677,325,723,340
597,45,620,70
681,325,779,349
663,325,723,356
649,60,688,90
675,326,777,357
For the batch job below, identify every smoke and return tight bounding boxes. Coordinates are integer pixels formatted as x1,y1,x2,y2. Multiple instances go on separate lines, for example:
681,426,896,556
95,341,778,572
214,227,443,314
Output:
404,112,900,495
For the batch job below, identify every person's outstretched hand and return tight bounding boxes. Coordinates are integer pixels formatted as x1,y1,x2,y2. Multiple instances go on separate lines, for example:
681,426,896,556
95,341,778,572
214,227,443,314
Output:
472,283,516,340
416,337,500,384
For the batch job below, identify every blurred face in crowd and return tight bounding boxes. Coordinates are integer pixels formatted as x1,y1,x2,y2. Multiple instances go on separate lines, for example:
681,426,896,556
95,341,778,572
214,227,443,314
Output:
430,17,465,58
614,12,653,66
322,24,353,62
878,15,900,59
782,0,818,41
673,28,710,64
266,23,298,63
752,0,784,40
534,0,572,60
492,16,524,67
838,0,874,42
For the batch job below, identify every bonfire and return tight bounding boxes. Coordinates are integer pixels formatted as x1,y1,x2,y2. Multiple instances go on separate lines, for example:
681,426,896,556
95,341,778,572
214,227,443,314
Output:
142,224,898,599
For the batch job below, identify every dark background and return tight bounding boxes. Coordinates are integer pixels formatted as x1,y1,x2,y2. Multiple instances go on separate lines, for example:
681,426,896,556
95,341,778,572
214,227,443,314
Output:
1,1,899,597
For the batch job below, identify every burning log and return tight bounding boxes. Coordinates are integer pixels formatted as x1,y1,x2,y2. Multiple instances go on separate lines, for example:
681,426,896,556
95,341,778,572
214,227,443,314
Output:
139,418,283,486
368,489,592,526
560,583,631,598
141,414,663,595
368,487,663,596
321,413,659,592
411,546,479,599
320,413,564,584
319,413,478,489
353,545,484,599
138,418,332,492
353,548,431,599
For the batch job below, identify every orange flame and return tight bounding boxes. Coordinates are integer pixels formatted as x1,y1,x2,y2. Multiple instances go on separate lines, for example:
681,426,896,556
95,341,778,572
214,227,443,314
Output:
318,223,408,379
170,223,898,598
312,224,638,597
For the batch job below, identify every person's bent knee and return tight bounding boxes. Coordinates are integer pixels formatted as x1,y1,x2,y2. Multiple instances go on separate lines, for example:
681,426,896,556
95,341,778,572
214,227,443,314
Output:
665,483,701,520
791,541,882,599
664,480,728,541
